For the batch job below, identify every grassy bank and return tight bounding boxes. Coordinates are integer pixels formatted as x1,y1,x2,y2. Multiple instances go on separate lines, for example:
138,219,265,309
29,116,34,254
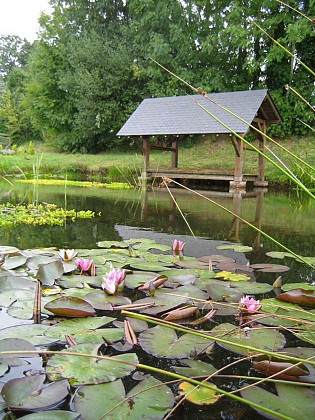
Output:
0,136,314,187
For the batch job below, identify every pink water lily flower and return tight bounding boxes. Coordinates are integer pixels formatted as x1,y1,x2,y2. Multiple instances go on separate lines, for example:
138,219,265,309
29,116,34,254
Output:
57,249,78,261
239,296,260,313
172,239,185,252
101,268,126,295
75,258,93,272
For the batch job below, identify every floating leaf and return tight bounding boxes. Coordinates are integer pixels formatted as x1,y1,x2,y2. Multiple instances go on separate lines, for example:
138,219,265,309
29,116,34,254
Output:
44,296,96,317
241,383,315,420
44,317,123,344
0,338,39,378
175,259,209,270
214,271,251,281
172,359,217,377
266,251,295,259
37,260,64,286
124,272,156,289
19,411,80,419
232,281,273,295
97,241,129,248
207,283,243,302
7,299,34,320
259,298,315,322
73,376,174,420
216,244,253,252
216,262,254,273
1,256,27,270
46,343,138,385
0,290,34,307
282,283,315,291
290,324,315,345
0,324,57,346
164,306,198,321
276,289,315,307
84,291,131,310
199,255,235,264
210,323,286,355
0,276,36,291
127,261,172,271
138,325,212,358
1,375,69,410
250,263,290,273
178,381,220,405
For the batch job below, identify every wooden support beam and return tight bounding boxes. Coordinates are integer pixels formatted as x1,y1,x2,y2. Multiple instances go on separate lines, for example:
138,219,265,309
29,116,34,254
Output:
231,135,244,182
142,137,150,178
257,121,266,183
171,137,179,168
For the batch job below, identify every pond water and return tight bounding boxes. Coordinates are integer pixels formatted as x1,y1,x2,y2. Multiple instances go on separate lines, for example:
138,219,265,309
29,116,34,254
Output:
1,180,314,283
0,180,314,419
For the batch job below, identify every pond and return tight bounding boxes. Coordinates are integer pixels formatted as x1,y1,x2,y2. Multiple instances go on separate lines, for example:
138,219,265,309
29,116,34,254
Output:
0,180,314,419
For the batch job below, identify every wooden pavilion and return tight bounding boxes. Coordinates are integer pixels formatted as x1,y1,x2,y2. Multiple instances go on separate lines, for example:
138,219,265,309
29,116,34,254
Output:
117,89,281,190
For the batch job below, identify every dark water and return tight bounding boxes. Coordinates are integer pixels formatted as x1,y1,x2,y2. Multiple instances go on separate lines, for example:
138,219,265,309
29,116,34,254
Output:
1,180,314,284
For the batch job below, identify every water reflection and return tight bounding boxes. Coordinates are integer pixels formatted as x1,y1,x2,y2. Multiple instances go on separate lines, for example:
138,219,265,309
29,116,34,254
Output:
0,180,314,279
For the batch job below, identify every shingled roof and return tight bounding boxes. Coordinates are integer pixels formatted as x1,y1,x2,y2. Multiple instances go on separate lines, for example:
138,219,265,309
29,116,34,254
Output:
117,89,281,137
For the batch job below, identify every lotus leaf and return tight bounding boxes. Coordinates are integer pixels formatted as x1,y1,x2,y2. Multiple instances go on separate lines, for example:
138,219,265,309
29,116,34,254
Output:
0,324,58,346
216,244,253,252
46,343,138,385
19,411,79,419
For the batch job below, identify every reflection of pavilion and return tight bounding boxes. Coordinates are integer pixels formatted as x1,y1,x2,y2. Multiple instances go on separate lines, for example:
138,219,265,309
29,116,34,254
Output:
140,188,265,250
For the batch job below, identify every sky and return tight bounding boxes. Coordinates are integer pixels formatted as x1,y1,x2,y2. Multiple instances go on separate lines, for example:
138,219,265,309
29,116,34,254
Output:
0,0,52,42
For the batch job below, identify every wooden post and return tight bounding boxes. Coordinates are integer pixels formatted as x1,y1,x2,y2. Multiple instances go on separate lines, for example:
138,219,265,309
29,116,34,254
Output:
142,137,150,178
171,136,179,168
230,135,246,190
251,119,268,187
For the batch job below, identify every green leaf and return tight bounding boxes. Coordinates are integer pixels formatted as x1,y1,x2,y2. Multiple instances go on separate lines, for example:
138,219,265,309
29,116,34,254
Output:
214,271,251,281
19,411,79,419
138,325,212,358
241,383,315,420
2,375,69,410
172,359,217,377
46,343,138,385
178,381,220,405
0,324,58,346
2,255,27,270
73,376,174,420
216,244,253,252
210,323,286,355
37,260,64,286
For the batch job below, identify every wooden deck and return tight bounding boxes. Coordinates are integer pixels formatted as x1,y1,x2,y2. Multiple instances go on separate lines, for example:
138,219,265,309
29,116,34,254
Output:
144,167,265,188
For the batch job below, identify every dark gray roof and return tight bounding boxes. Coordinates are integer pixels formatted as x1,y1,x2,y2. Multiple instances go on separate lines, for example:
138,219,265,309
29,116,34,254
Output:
117,89,281,136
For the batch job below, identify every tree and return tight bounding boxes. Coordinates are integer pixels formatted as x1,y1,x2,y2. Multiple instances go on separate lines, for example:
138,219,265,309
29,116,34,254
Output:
0,35,32,81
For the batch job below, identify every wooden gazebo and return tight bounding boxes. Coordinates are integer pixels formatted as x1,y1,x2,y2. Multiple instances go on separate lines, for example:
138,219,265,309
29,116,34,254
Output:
117,89,281,190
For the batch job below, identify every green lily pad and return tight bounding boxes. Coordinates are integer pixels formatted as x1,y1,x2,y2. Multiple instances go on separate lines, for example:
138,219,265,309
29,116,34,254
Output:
210,323,286,355
282,283,315,291
241,382,315,420
174,259,209,270
37,260,64,286
0,338,39,378
138,325,212,358
7,299,34,320
127,261,172,271
290,324,315,345
46,343,138,385
44,317,123,344
0,276,36,291
172,359,217,377
232,281,273,294
97,241,129,248
26,255,59,271
214,271,251,281
207,283,243,302
44,296,96,317
260,298,315,322
1,375,69,410
19,411,79,419
216,244,253,252
266,251,295,259
84,291,131,310
124,272,156,289
1,256,27,270
0,289,35,307
73,376,174,420
178,381,220,405
0,324,57,346
250,263,290,273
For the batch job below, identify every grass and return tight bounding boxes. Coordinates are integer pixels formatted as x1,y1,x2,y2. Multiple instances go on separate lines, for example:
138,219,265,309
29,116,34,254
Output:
0,136,314,186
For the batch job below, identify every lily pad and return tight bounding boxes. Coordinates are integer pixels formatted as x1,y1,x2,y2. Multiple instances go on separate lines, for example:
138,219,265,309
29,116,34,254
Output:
210,323,286,355
0,324,57,346
266,251,295,259
241,382,315,420
0,276,36,291
172,359,217,377
1,256,27,270
1,375,69,411
73,376,174,420
46,343,138,385
0,289,35,307
127,261,172,272
250,263,290,273
97,240,129,248
276,289,315,307
214,271,251,281
282,283,315,291
138,325,212,358
216,244,253,252
84,291,131,310
232,281,273,295
0,338,39,378
19,411,79,419
207,283,243,302
44,296,96,317
178,381,220,405
37,260,64,286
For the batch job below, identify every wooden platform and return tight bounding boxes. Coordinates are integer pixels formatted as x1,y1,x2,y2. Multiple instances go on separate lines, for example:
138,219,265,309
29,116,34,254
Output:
143,167,267,189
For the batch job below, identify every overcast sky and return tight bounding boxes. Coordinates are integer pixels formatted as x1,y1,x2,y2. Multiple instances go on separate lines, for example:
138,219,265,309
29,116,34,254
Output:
0,0,52,42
